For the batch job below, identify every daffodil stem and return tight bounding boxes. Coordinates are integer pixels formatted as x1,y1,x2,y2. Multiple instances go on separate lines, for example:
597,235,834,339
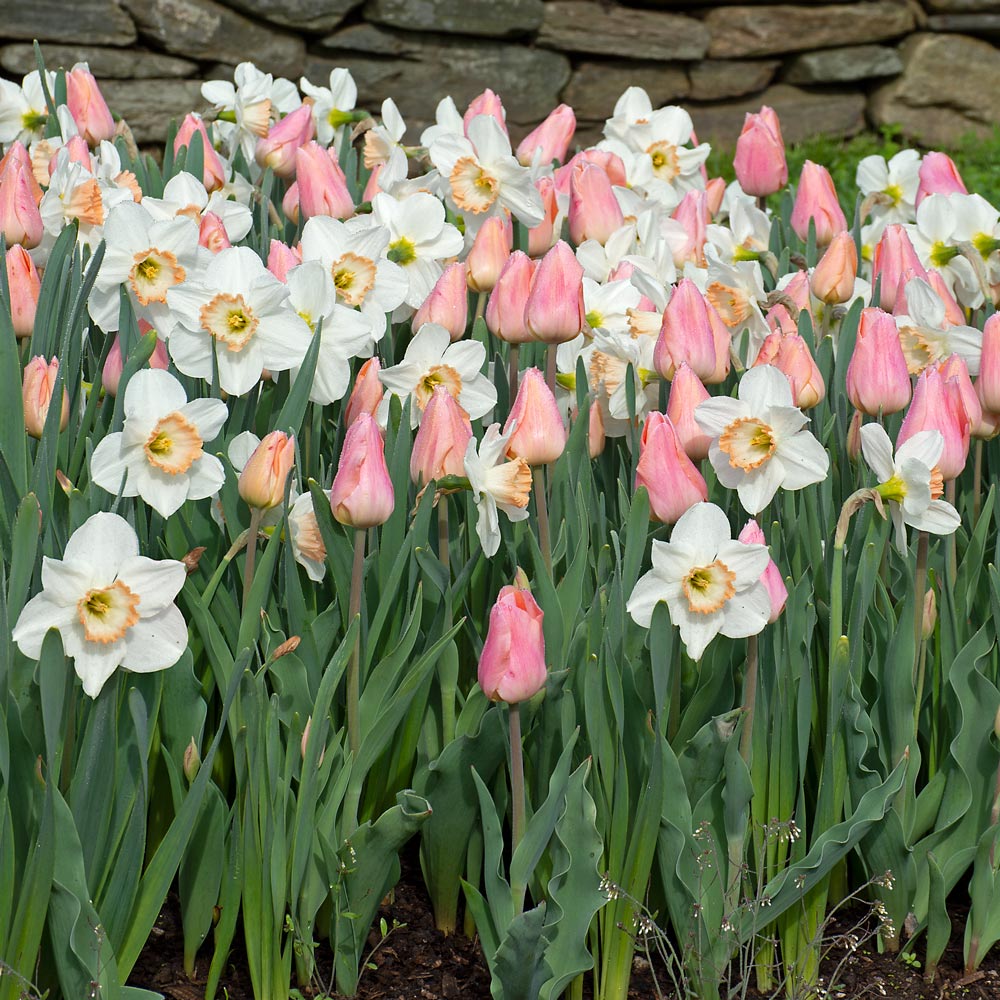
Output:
438,500,450,574
509,702,527,917
348,528,366,757
913,531,929,703
945,480,957,587
508,344,520,407
242,507,263,614
438,501,457,745
545,344,557,397
533,469,552,576
739,634,759,765
973,440,984,524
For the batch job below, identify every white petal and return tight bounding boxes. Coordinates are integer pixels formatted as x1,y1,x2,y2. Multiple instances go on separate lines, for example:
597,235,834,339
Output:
671,502,732,563
714,540,770,590
627,569,672,629
180,397,229,443
860,423,896,482
775,433,829,490
905,499,961,536
740,365,794,411
694,396,746,436
90,434,132,498
12,593,76,658
121,605,188,673
74,643,123,698
736,464,783,515
719,582,771,639
118,556,187,614
676,608,723,662
63,512,138,582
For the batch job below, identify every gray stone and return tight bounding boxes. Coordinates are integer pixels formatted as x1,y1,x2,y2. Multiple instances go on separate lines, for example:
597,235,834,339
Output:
870,32,1000,145
925,0,1000,10
121,0,304,77
215,0,361,33
927,13,1000,34
99,78,207,144
1,43,197,79
537,2,709,61
312,28,571,125
688,83,867,148
563,61,689,122
783,44,903,83
706,2,915,58
364,0,543,38
2,0,137,46
688,59,780,100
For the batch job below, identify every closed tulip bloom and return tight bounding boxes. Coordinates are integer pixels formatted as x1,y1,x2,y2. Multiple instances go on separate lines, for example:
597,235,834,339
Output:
978,312,1000,414
654,279,730,384
753,332,825,409
239,430,295,510
344,357,384,428
5,244,40,338
635,412,708,525
295,141,354,220
897,367,970,481
811,231,858,305
487,251,535,344
410,385,473,485
738,519,787,623
266,238,302,282
516,104,576,167
791,160,847,246
527,175,559,258
412,261,468,342
198,211,231,252
478,582,547,704
705,176,727,218
256,105,315,178
65,63,115,146
668,190,708,268
733,106,787,198
667,362,713,461
464,89,507,136
23,356,67,438
503,367,567,465
282,182,300,225
925,270,966,328
330,412,394,528
872,224,927,312
0,161,43,248
101,325,169,397
916,152,967,208
568,162,623,247
524,240,585,344
60,135,93,172
174,113,227,191
588,399,606,458
846,307,912,416
466,215,511,293
0,143,42,203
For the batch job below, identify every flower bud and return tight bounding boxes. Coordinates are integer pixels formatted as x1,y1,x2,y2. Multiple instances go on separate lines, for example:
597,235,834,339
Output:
871,224,927,312
466,215,511,293
0,161,43,249
846,408,863,462
588,398,606,459
635,412,708,525
753,333,825,409
738,519,788,623
295,142,354,220
568,162,624,247
503,367,567,466
666,361,712,461
174,113,227,192
478,579,547,704
22,356,68,439
183,737,200,783
668,189,708,268
527,175,559,258
654,279,730,384
65,63,115,146
198,211,231,253
239,430,295,510
486,251,535,345
898,367,970,481
938,354,981,437
410,385,472,485
516,104,576,167
102,327,169,397
811,231,858,305
60,135,93,172
330,413,394,528
412,262,468,342
790,160,847,246
846,307,911,416
977,312,1000,414
916,152,967,208
266,239,302,283
5,244,41,338
705,176,726,219
733,106,787,198
524,240,585,344
344,358,384,428
0,142,42,203
256,105,315,179
282,182,300,225
922,587,937,641
464,90,507,136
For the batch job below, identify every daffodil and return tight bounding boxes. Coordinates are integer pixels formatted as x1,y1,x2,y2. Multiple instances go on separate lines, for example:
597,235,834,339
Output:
464,423,532,558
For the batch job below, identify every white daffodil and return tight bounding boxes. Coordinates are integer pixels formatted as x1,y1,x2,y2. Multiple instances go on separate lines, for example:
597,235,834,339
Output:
588,328,658,430
428,114,544,233
88,201,200,333
695,365,830,515
463,423,532,558
701,244,770,357
707,197,771,264
299,215,409,349
286,260,372,405
949,192,1000,285
906,194,980,307
627,502,770,662
165,245,312,396
90,369,227,516
39,155,131,252
857,149,921,227
12,512,188,698
576,224,638,283
288,488,329,582
378,322,497,428
0,70,56,146
363,98,407,172
369,191,464,309
860,423,960,554
300,66,357,150
583,276,642,337
419,95,465,149
895,276,982,375
141,171,253,245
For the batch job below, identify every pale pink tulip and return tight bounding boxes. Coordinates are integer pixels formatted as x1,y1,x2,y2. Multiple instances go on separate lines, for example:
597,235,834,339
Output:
0,161,43,249
296,142,354,220
174,113,227,191
738,520,787,623
344,358,384,428
653,279,730,384
898,367,970,481
846,307,911,416
466,215,511,293
239,431,295,510
503,367,567,466
916,152,967,207
790,160,847,246
569,161,623,246
516,104,576,167
486,251,535,344
753,334,825,409
811,231,858,305
635,412,708,525
412,262,468,342
65,64,115,146
330,412,394,528
256,105,315,179
410,385,472,485
524,240,585,344
5,244,40,338
666,362,712,461
478,581,547,704
733,106,787,198
22,356,68,438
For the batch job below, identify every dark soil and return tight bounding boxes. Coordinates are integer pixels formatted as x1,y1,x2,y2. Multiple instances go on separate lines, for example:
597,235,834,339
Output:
130,855,1000,1000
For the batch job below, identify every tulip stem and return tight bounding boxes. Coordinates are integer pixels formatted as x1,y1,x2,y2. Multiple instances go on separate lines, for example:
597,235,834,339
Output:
242,507,263,614
545,344,557,397
738,634,759,765
973,440,984,525
533,469,552,576
508,344,520,407
509,702,527,916
913,530,929,697
438,501,458,745
348,528,366,757
945,481,957,587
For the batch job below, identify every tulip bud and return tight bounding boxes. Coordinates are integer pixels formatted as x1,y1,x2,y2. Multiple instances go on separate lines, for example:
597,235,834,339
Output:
266,239,302,283
654,279,730,385
811,231,858,305
5,244,41,338
344,358,384,428
486,251,535,345
102,328,169,397
0,161,44,249
282,182,300,225
330,412,394,528
516,104,576,167
668,190,708,268
412,262,468,342
635,412,708,525
846,307,911,416
183,737,201,783
478,579,547,704
174,113,227,192
705,176,727,218
922,587,937,641
666,361,712,461
978,313,1000,414
22,356,68,439
464,90,507,136
410,385,472,485
926,270,966,328
898,367,970,481
0,142,42,204
524,240,585,344
295,142,354,220
239,430,295,510
738,519,788,623
588,398,606,459
198,211,231,253
938,354,981,437
256,105,315,179
60,135,93,172
733,106,788,198
527,175,559,258
568,162,623,247
300,716,326,766
65,63,115,146
846,408,863,462
753,334,825,409
503,367,567,466
871,224,927,312
916,152,967,208
790,160,847,246
466,216,511,293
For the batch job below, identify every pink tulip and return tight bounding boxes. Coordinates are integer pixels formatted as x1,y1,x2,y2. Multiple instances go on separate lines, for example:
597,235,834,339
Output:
466,216,512,293
503,367,567,466
60,135,93,172
753,334,825,409
296,142,354,219
654,279,730,384
344,358,384,428
239,431,295,510
266,239,302,283
527,175,558,258
872,224,927,312
938,354,982,435
412,262,468,342
0,161,43,249
666,361,713,461
22,356,68,439
811,231,858,305
791,160,847,246
464,90,507,136
978,312,1000,414
0,143,41,203
198,211,231,253
101,324,170,397
916,152,968,208
516,104,576,167
738,520,787,623
635,412,708,525
733,106,787,198
569,161,623,247
174,113,227,192
669,189,709,267
846,307,911,416
705,176,726,218
478,580,547,704
926,270,966,328
5,244,40,338
898,367,970,481
410,385,472,485
524,240,585,344
282,182,300,225
256,105,315,179
588,399,606,459
554,149,627,198
330,412,394,528
65,64,115,146
486,251,535,345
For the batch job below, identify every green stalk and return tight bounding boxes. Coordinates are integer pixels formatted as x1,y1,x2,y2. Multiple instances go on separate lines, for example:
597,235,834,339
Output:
509,703,527,916
242,506,264,614
913,531,929,705
546,343,558,396
944,481,957,587
533,468,552,576
508,343,520,407
973,439,984,525
347,528,366,757
439,501,457,744
738,634,759,765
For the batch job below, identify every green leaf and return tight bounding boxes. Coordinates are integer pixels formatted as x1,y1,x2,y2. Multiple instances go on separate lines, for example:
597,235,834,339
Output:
273,318,322,437
490,902,551,1000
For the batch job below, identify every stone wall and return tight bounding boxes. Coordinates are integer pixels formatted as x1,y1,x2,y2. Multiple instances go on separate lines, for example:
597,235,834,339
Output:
2,0,1000,150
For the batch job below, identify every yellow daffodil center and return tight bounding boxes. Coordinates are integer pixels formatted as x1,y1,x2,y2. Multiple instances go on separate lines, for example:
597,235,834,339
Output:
22,110,47,131
645,141,681,182
330,252,377,307
972,232,1000,260
415,364,463,410
327,107,354,130
719,417,777,471
585,309,604,330
682,560,736,615
884,183,903,206
929,240,960,268
450,157,499,214
130,248,185,305
387,237,417,266
144,411,203,474
706,282,752,327
199,292,258,352
77,580,140,644
556,372,576,391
